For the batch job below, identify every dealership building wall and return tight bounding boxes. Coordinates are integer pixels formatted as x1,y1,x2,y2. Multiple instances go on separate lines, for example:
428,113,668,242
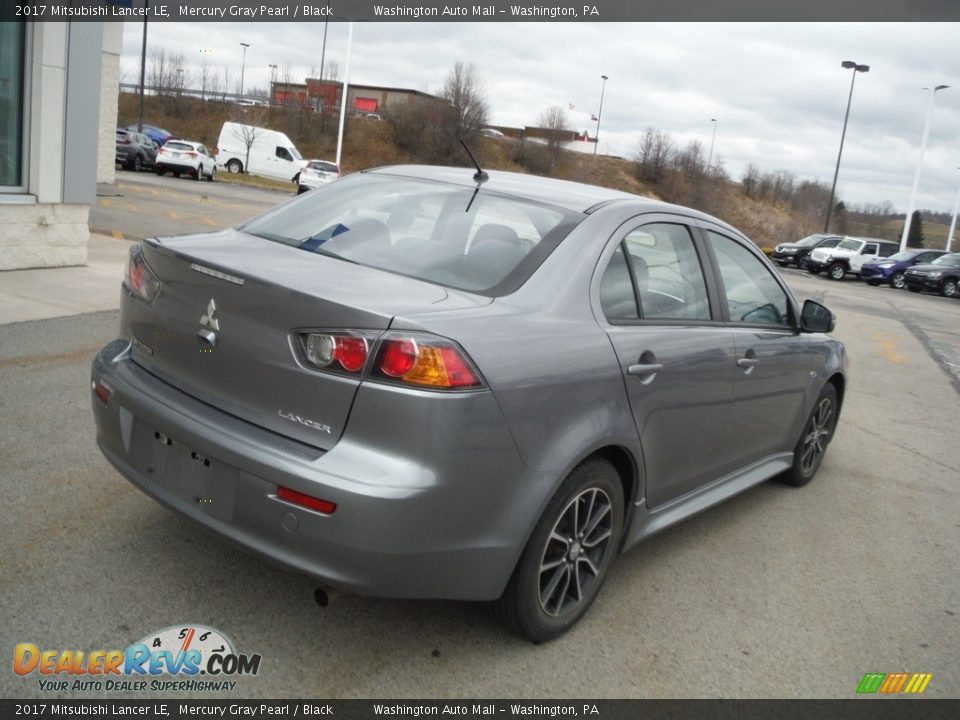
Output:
0,21,120,272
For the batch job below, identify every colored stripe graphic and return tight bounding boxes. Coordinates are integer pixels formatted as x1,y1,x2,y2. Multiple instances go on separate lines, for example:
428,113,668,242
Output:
857,673,885,694
903,673,933,694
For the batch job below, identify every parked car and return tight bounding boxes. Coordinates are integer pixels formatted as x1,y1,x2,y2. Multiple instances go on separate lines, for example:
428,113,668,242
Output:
125,123,172,148
115,129,157,172
481,127,506,138
904,253,960,297
297,159,341,194
154,139,217,181
806,236,899,280
771,233,842,268
90,166,845,642
861,248,948,289
216,122,308,182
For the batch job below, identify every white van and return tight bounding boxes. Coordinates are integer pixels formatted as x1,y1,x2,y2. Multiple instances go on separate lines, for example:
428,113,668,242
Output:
216,122,308,182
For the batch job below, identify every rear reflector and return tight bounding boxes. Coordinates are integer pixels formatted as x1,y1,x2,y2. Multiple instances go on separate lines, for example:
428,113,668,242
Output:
92,380,112,405
277,486,337,515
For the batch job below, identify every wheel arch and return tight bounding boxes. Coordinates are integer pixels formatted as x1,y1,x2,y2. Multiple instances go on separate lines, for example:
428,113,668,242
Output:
827,371,846,418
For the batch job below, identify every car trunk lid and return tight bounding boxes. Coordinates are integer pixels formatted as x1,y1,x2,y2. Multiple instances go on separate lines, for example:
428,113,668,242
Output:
127,229,489,449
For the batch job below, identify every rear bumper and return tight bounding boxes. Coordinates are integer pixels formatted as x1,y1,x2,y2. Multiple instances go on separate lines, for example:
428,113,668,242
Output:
90,340,543,600
156,160,200,174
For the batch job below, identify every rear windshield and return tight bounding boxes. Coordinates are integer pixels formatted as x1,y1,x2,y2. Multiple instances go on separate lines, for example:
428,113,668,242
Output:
165,141,194,151
310,161,338,172
241,173,579,294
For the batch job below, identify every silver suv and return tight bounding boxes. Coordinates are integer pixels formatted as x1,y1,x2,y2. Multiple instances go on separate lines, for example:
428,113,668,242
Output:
806,236,899,280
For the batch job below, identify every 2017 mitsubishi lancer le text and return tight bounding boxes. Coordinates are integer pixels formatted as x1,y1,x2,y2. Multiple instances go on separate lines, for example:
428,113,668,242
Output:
91,165,846,642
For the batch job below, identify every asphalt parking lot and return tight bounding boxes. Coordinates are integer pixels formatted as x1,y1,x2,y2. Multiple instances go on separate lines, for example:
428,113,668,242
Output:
2,175,958,699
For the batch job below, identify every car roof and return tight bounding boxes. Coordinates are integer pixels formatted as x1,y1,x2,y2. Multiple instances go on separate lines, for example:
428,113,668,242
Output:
366,164,660,214
850,236,898,245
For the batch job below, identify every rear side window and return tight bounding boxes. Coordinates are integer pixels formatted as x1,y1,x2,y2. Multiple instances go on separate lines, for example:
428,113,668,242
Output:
878,244,898,257
709,231,791,327
599,223,711,322
241,174,578,295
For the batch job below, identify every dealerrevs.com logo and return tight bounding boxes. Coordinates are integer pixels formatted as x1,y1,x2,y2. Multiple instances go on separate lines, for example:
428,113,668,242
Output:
14,625,262,693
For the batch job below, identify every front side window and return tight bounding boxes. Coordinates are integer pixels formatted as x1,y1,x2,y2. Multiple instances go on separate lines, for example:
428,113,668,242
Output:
709,231,791,327
0,21,26,189
276,146,293,161
838,239,862,251
861,243,878,255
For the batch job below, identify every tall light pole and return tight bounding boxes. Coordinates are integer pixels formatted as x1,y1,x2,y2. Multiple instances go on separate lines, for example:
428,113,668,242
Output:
239,42,250,99
335,22,354,168
707,118,718,173
900,84,950,252
824,60,869,233
268,63,278,106
137,0,150,132
593,74,608,156
947,168,960,253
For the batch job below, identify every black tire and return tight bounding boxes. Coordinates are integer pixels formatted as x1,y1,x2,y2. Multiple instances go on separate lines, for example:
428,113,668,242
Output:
208,166,216,182
133,154,143,172
780,383,838,488
195,164,204,181
797,257,808,270
491,457,624,643
907,285,922,293
173,171,181,178
807,267,820,275
941,279,959,298
297,185,307,195
890,272,906,290
829,263,846,281
226,159,242,174
156,169,165,176
865,280,880,286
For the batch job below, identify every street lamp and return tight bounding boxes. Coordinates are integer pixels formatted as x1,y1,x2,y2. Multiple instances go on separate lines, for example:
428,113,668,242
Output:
824,60,869,233
593,74,608,156
239,42,250,99
947,168,960,253
268,63,278,106
707,118,718,173
899,84,950,252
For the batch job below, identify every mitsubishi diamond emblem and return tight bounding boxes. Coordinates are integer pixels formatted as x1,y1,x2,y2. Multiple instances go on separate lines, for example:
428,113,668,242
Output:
198,299,219,349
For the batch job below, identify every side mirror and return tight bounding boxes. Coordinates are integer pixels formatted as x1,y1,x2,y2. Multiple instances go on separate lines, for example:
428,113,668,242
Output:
800,300,835,333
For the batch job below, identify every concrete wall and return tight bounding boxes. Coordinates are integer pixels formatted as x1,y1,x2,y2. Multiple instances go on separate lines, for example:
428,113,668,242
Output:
97,23,123,185
0,204,89,271
1,21,109,271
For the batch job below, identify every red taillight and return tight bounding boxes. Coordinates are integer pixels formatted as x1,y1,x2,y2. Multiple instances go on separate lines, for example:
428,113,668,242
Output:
121,137,131,144
303,333,368,373
375,335,482,389
186,151,198,158
380,339,418,377
124,245,161,302
277,486,336,515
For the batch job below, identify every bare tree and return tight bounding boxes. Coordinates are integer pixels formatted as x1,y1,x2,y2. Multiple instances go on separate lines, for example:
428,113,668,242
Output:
228,109,268,172
429,61,489,163
741,164,760,197
200,61,212,100
221,66,231,102
147,47,171,95
633,129,673,185
537,105,570,170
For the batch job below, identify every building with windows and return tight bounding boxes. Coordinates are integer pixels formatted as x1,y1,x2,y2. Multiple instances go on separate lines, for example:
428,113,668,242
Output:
270,79,441,116
0,21,121,271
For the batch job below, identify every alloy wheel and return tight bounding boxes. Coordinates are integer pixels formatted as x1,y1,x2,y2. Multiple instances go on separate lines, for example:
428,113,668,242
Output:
800,396,834,475
830,264,845,280
891,272,905,289
943,280,958,298
538,487,613,617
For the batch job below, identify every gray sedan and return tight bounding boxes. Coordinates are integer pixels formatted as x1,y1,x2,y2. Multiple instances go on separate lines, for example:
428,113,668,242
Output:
91,165,845,642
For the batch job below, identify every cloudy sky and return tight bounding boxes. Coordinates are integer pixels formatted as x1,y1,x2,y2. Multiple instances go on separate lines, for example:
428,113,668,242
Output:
120,21,960,215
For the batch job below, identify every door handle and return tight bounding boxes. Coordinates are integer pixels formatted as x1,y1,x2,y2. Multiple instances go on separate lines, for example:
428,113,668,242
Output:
628,363,664,375
737,358,758,368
